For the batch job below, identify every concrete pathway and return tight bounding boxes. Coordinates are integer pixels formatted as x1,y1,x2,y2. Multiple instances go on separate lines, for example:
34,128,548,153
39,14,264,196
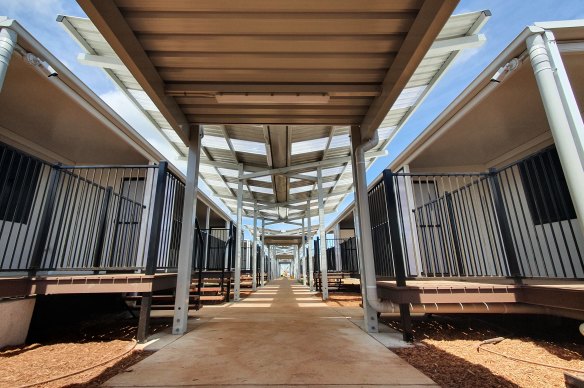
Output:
106,279,437,387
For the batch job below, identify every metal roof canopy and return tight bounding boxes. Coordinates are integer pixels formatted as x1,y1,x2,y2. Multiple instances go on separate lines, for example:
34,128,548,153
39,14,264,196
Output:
71,1,488,223
327,19,584,232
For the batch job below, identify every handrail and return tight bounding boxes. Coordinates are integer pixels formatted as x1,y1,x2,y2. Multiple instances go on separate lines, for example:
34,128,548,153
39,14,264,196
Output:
374,153,584,281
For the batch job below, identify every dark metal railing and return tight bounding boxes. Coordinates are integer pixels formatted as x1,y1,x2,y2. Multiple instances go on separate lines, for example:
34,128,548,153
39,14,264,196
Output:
313,237,337,272
0,142,201,276
370,147,584,281
198,228,231,271
314,237,359,273
340,237,359,273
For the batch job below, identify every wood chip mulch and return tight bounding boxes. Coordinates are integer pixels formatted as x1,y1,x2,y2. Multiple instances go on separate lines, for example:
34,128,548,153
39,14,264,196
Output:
0,316,170,388
318,292,363,307
384,315,584,388
0,341,151,388
316,291,584,387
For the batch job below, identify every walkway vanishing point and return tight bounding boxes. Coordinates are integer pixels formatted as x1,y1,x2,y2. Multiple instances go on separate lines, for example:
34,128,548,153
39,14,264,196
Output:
105,278,437,387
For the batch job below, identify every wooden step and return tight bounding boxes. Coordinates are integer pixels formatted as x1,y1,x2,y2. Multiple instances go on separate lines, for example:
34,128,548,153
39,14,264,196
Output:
124,294,202,310
124,295,199,303
200,295,225,305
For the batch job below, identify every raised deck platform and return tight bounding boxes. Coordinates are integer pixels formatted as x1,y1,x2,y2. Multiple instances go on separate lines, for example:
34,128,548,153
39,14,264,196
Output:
0,270,239,299
0,273,178,298
376,279,584,319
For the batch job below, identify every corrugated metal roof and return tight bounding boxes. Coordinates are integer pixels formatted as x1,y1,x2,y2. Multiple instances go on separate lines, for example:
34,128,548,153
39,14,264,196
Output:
58,10,489,223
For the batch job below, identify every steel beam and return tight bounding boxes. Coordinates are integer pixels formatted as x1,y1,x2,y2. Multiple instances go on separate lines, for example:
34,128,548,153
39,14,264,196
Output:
173,125,202,335
427,34,486,56
239,152,387,180
166,83,381,96
77,52,126,70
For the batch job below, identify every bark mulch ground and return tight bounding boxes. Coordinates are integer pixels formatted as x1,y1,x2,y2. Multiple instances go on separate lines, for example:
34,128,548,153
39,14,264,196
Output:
384,315,584,388
0,315,169,388
318,292,363,307
318,291,584,387
1,289,253,388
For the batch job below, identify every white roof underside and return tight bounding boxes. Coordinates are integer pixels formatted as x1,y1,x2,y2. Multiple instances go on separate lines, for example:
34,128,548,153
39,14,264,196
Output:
58,10,489,222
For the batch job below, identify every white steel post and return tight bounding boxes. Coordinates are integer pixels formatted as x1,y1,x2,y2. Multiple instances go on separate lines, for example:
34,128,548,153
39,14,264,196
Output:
261,218,265,286
350,126,379,333
203,206,210,270
307,199,314,291
269,245,273,280
317,168,329,300
295,245,300,280
233,164,244,301
252,202,258,291
334,223,342,271
273,246,277,279
301,218,307,286
173,125,202,335
527,32,584,232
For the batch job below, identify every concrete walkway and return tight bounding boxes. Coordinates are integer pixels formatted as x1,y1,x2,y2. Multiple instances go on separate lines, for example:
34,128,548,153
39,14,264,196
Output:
106,279,436,387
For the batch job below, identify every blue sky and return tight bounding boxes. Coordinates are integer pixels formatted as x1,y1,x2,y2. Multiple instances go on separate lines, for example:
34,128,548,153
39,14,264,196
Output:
1,0,583,237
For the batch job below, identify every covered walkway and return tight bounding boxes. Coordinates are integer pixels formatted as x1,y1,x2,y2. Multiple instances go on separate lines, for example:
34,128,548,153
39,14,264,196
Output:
105,278,436,387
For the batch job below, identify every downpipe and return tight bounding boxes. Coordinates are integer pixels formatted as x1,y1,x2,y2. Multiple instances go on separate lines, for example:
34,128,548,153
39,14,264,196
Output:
353,130,398,314
0,28,17,92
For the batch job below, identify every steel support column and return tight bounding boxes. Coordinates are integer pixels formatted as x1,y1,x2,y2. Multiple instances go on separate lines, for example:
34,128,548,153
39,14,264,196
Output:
301,217,307,286
173,125,202,335
268,245,273,280
307,199,314,291
252,202,258,291
350,125,379,333
334,223,342,271
260,218,265,286
317,168,329,300
233,164,244,301
203,206,210,270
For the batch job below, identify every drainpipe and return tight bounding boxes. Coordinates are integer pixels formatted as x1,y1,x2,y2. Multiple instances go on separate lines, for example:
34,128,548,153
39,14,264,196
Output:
527,32,584,233
0,28,17,92
353,128,419,339
353,55,527,335
353,129,400,328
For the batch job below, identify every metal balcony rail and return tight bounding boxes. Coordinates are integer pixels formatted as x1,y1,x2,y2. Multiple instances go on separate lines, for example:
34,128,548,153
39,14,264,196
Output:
198,227,233,271
0,142,203,276
370,147,584,282
313,237,335,272
313,237,359,273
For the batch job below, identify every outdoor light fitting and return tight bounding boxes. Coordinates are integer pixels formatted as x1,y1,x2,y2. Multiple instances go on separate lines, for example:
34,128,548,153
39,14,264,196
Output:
215,93,330,105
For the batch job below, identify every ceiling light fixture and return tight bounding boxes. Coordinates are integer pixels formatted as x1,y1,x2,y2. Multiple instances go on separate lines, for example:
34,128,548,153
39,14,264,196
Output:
215,93,330,105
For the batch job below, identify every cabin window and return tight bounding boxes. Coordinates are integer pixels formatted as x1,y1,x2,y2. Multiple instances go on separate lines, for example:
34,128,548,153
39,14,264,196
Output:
519,147,576,225
0,148,42,224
